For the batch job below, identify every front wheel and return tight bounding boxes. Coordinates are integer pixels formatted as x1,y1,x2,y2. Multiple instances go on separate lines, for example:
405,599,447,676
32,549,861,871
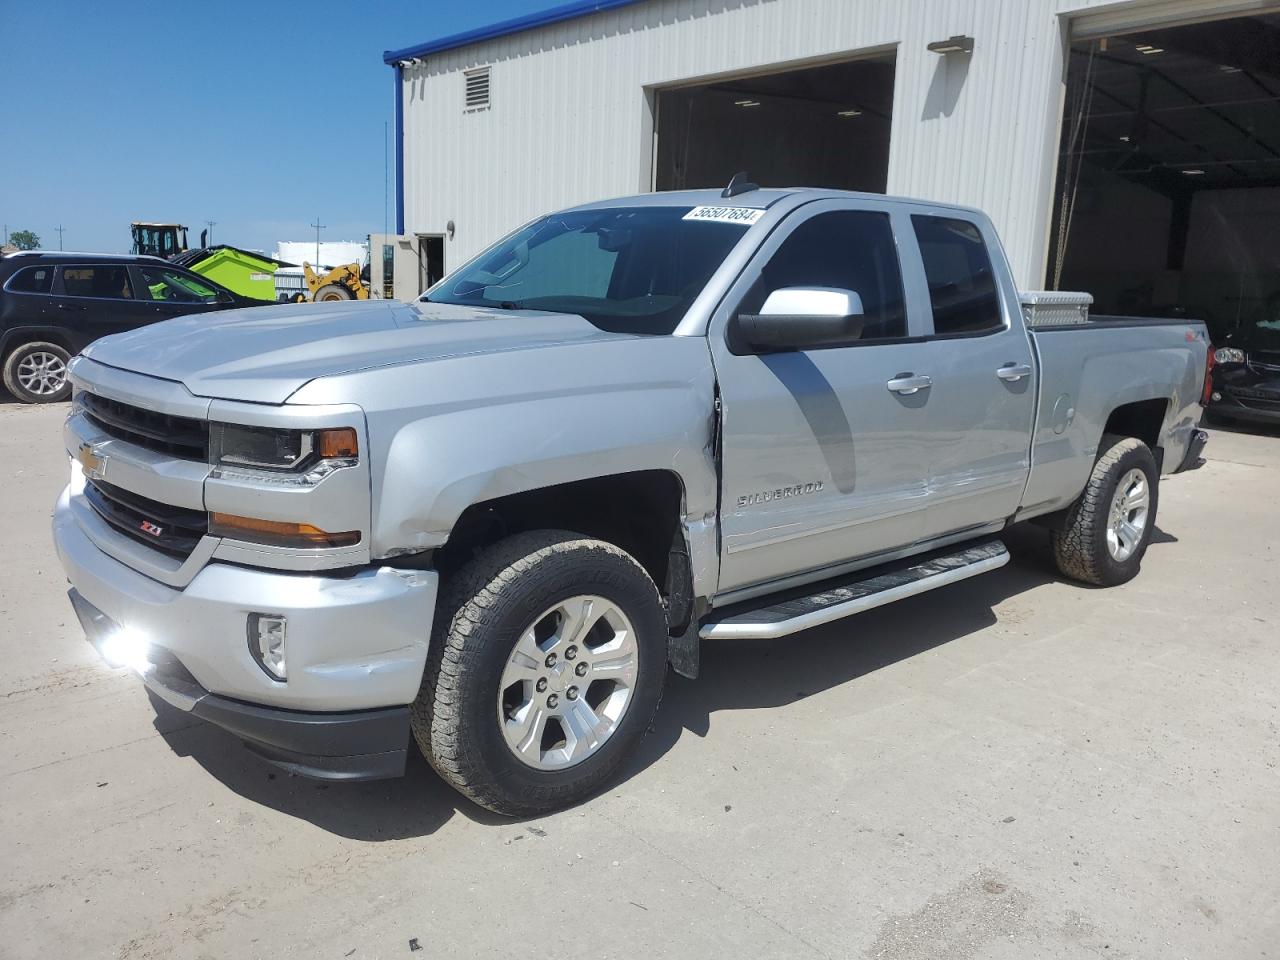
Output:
413,530,667,816
1052,435,1159,586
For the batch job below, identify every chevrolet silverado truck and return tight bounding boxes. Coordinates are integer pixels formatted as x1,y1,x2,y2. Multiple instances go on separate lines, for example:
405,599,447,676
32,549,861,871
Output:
53,185,1210,816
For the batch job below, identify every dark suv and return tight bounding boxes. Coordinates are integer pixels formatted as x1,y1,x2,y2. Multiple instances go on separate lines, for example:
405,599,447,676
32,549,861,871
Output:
1206,310,1280,427
1,252,269,403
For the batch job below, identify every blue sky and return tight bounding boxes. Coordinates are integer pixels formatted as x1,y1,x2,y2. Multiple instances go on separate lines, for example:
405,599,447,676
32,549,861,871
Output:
0,1,563,255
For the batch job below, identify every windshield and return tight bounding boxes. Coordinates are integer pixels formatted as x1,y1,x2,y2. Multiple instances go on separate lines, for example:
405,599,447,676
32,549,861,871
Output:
424,206,753,333
1237,298,1280,352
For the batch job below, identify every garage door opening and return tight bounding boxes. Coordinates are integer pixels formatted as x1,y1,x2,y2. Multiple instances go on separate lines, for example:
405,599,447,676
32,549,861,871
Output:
1048,14,1280,343
654,54,896,194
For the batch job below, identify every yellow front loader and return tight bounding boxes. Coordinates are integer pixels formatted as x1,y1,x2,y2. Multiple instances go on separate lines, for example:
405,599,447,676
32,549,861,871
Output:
301,262,371,302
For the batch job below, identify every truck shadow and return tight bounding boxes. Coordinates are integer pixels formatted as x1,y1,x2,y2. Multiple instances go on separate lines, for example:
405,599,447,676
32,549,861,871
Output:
623,523,1064,777
151,522,1176,839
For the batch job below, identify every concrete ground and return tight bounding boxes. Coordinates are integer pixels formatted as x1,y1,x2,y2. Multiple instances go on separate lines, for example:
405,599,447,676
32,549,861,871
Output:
1,398,1277,960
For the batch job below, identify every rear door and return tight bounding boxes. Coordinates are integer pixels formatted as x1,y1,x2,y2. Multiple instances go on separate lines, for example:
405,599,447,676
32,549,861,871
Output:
710,199,934,594
131,264,235,323
51,264,154,340
907,211,1036,539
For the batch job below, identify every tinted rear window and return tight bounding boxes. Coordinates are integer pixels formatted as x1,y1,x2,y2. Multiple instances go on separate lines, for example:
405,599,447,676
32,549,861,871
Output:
61,266,134,300
911,215,1002,335
6,265,55,294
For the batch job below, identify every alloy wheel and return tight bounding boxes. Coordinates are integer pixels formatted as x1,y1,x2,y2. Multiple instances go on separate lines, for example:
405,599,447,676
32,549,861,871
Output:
15,351,68,397
1106,467,1150,562
497,595,639,770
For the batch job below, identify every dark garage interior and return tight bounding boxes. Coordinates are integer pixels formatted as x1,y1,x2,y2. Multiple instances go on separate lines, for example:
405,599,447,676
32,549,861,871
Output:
654,54,895,195
1049,14,1280,343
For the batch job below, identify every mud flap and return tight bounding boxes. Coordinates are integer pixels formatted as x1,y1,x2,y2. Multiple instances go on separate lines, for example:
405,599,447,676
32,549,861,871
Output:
667,618,700,679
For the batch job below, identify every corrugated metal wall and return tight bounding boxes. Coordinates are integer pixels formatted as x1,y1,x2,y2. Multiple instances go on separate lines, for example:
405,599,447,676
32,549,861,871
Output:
398,0,1251,288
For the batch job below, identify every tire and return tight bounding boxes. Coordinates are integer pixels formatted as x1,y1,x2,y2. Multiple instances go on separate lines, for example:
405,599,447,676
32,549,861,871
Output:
312,283,353,302
1051,434,1159,587
3,341,72,404
413,530,667,816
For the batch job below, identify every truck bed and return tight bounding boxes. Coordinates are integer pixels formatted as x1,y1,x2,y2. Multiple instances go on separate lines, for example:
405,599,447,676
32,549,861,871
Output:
1018,315,1208,522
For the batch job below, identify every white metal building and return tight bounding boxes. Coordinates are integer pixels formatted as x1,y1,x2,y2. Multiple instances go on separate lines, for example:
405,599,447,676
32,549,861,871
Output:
384,0,1280,333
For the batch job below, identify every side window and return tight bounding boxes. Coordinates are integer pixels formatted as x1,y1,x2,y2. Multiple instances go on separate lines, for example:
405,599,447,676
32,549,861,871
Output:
6,265,55,294
741,210,907,340
61,266,135,300
136,266,221,304
911,215,1002,335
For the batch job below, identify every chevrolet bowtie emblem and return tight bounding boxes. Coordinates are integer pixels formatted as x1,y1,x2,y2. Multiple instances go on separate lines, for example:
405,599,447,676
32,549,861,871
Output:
77,442,107,480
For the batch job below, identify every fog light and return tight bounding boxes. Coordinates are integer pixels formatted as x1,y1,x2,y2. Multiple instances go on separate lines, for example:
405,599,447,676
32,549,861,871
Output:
248,614,287,681
99,628,154,675
1211,391,1222,402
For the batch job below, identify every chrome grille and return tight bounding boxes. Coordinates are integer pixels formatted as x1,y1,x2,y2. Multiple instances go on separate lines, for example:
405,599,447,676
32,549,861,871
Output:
79,391,208,461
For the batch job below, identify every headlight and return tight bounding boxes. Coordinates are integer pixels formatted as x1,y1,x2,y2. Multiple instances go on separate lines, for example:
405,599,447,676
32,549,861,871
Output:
209,424,358,471
1214,347,1246,364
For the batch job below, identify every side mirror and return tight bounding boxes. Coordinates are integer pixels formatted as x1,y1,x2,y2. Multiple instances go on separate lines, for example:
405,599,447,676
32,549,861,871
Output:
730,287,866,353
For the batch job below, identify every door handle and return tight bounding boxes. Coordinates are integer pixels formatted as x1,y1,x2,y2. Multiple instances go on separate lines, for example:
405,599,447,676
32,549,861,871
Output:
57,302,87,312
886,374,932,395
997,363,1033,382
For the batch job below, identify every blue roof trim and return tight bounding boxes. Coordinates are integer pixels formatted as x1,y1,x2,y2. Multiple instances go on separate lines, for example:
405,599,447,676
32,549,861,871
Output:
383,0,647,64
394,65,404,235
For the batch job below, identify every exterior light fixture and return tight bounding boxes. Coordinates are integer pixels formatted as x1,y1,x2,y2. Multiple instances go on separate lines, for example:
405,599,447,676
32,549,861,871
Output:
927,35,974,55
836,109,863,117
734,99,761,107
1182,168,1206,176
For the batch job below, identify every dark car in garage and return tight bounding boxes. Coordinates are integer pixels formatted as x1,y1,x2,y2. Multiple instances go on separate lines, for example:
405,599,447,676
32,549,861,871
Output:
1206,312,1280,427
1,251,271,403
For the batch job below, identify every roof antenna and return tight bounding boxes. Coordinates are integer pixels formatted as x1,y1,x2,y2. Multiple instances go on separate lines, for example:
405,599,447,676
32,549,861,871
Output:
721,171,759,199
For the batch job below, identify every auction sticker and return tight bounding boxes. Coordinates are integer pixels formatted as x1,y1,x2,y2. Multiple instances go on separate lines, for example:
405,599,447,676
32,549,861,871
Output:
683,205,765,225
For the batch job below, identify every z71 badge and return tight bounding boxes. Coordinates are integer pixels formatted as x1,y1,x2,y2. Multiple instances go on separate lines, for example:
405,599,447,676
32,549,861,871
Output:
738,481,824,508
139,520,164,538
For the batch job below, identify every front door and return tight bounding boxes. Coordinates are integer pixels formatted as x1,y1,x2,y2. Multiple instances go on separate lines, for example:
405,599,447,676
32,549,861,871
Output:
710,200,935,594
131,265,234,324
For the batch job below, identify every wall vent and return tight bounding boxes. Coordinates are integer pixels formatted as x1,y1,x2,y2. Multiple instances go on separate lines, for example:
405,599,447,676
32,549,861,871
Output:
464,67,491,110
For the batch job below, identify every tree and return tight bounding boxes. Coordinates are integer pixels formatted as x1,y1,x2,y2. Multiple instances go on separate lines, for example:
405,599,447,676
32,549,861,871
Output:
8,230,40,250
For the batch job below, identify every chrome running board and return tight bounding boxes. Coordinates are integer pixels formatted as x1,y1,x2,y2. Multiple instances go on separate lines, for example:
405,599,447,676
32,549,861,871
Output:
700,539,1009,640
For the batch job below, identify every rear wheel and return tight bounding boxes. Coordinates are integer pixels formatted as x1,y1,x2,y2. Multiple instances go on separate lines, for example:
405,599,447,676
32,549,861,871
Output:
312,283,353,302
1052,435,1159,586
413,530,667,816
3,342,71,403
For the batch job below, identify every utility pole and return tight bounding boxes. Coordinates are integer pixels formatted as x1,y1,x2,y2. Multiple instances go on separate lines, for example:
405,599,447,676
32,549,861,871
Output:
310,217,326,268
55,225,67,251
205,220,217,246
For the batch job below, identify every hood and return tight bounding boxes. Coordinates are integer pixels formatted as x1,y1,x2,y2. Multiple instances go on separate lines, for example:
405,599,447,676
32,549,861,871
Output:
81,299,639,404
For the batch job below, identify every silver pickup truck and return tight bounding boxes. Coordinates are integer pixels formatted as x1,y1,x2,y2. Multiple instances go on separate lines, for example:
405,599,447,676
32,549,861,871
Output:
53,186,1209,815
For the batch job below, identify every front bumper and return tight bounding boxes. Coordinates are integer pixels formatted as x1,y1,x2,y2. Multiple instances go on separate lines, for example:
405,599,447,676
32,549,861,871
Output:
53,485,438,778
70,591,411,780
1207,394,1280,424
